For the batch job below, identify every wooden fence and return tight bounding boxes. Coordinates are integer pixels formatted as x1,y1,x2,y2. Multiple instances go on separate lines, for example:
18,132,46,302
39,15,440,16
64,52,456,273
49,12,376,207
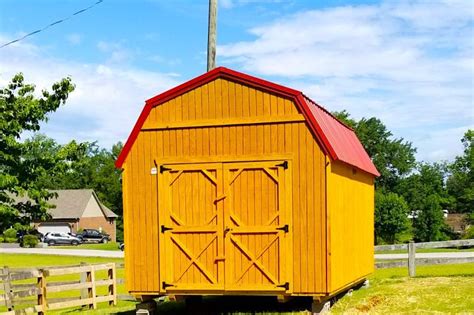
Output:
375,238,474,276
0,263,120,315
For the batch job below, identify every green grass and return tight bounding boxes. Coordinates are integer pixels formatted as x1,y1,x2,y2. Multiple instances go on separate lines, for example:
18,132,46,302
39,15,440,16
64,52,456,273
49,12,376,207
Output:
331,264,474,314
0,253,134,314
1,254,473,314
54,242,121,251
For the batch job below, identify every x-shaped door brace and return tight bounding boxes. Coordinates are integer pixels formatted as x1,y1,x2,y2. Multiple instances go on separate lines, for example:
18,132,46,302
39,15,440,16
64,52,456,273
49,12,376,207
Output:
171,235,218,284
230,235,279,284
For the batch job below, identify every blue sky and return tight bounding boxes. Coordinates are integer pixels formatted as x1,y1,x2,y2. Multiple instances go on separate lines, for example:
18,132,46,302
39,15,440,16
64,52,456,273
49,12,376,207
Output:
0,0,472,162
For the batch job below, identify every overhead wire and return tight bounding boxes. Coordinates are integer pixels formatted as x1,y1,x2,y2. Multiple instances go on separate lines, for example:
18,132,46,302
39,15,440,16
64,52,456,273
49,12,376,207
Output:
0,0,104,49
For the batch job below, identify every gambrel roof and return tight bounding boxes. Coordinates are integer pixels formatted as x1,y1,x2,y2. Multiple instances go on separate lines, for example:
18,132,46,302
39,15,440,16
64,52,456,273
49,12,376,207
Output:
116,67,379,176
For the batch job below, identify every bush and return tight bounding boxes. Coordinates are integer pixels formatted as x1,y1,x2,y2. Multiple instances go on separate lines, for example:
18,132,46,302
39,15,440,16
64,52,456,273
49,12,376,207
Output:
375,192,409,244
3,227,17,243
22,235,39,248
464,226,474,239
0,236,4,243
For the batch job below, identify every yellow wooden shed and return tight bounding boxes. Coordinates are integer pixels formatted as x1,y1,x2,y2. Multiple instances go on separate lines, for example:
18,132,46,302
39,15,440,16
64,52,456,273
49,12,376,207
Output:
116,67,379,304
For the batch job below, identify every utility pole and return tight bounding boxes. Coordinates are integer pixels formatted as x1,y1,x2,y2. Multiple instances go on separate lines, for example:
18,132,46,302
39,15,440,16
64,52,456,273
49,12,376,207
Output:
207,0,217,71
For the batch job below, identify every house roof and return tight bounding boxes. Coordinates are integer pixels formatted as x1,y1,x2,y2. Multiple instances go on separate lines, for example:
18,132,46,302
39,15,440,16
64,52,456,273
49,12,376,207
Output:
13,189,118,219
116,67,380,177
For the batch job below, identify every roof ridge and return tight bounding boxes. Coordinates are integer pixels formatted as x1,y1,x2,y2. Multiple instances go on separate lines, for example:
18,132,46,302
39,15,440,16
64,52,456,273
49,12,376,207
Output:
302,94,355,132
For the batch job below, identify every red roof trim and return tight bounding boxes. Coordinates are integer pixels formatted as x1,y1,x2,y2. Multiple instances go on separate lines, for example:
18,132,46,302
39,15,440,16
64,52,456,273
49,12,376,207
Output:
115,67,379,177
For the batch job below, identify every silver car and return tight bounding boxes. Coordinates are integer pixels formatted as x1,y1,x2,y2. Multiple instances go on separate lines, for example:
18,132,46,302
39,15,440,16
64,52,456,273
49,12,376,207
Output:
44,232,82,246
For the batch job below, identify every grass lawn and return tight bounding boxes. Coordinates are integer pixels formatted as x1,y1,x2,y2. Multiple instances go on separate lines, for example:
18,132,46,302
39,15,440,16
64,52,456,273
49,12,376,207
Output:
332,263,474,314
54,242,121,251
0,253,135,314
1,254,473,314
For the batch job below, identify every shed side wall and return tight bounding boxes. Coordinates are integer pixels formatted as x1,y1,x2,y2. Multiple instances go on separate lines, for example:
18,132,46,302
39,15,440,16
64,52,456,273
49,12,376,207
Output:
122,78,327,295
326,160,374,293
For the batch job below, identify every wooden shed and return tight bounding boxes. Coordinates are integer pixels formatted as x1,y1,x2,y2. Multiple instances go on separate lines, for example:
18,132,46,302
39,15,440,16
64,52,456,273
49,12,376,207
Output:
116,67,379,304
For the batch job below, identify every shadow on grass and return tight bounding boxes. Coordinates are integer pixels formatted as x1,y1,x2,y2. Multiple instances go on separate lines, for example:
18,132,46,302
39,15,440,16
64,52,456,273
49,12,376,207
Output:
113,296,314,315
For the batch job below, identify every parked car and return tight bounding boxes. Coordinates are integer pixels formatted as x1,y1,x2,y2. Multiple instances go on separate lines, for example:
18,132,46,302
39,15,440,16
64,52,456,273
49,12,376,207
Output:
77,229,111,243
119,243,124,251
44,232,82,246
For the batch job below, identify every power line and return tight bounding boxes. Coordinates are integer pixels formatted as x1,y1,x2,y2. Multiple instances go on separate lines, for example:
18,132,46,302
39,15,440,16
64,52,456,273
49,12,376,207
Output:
0,0,104,49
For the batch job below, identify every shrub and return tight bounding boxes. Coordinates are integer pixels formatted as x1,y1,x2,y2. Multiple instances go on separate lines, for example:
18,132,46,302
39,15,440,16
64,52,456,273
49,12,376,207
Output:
3,228,16,243
0,236,4,243
22,235,39,248
464,226,474,239
375,192,409,244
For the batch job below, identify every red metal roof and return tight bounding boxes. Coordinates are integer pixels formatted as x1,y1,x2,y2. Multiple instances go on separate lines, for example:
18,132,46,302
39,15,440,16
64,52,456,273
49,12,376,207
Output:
115,67,380,177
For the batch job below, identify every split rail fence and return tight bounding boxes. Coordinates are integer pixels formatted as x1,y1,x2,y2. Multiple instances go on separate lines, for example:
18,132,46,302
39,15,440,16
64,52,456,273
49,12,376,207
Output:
375,238,474,276
0,262,125,314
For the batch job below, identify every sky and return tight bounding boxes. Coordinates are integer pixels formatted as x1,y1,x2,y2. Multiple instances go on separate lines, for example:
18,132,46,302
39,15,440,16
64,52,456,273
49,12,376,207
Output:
0,0,472,162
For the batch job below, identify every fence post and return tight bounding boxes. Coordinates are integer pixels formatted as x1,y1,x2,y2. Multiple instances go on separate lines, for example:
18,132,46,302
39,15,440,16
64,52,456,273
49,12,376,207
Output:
3,266,12,312
108,263,117,306
408,241,416,277
37,269,47,315
86,265,97,310
80,262,88,300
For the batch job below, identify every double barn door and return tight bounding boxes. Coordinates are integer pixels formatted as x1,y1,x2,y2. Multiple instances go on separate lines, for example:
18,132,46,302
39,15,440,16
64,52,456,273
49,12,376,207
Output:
158,160,292,293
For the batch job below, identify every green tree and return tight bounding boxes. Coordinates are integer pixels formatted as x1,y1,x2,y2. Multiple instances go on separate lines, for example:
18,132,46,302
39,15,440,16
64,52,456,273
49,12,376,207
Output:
397,162,452,211
0,74,75,231
413,194,446,242
447,130,474,214
374,191,409,244
38,140,123,216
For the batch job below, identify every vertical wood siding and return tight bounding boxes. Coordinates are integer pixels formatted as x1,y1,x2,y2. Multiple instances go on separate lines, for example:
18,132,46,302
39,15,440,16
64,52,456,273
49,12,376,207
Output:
123,78,327,295
326,160,374,293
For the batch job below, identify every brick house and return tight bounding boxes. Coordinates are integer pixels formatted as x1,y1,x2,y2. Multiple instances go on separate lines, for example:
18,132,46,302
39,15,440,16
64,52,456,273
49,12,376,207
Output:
23,189,118,241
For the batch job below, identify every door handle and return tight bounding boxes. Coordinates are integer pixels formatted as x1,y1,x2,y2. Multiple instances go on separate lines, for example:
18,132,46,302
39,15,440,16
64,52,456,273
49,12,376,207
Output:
276,224,289,233
224,227,232,236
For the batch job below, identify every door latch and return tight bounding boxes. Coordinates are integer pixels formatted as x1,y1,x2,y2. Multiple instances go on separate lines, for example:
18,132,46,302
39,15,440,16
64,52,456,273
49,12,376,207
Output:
276,282,289,290
161,225,173,233
276,224,289,233
276,161,288,169
224,227,232,236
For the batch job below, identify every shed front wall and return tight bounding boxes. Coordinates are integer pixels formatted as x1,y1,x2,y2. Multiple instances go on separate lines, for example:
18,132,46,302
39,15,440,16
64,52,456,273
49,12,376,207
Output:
122,78,327,295
326,160,374,293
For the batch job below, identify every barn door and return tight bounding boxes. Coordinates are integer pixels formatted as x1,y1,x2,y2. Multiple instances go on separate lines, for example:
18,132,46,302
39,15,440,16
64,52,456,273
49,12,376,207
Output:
223,161,292,292
159,163,224,291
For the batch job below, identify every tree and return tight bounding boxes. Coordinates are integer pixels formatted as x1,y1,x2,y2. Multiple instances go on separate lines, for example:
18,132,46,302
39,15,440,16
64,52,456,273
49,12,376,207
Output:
37,140,123,216
0,74,75,231
397,162,452,211
447,130,474,214
374,191,409,244
413,194,446,242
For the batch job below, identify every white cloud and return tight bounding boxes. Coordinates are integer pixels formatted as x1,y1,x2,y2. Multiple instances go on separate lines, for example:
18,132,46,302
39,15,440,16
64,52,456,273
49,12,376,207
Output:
66,33,82,45
0,35,179,148
219,0,474,162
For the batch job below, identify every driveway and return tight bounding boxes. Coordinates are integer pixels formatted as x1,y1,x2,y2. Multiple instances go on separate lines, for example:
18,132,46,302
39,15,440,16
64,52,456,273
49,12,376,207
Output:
0,247,123,258
375,252,474,260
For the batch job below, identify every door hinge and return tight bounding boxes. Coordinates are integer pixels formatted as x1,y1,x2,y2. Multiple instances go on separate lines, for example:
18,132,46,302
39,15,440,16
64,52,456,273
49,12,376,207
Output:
161,225,173,233
276,161,288,169
276,224,289,233
162,281,175,290
276,282,289,290
160,165,172,173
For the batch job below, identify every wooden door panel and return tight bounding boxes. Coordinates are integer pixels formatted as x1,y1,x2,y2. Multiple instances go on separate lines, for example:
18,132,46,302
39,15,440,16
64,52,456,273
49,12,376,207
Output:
159,163,224,291
223,161,292,292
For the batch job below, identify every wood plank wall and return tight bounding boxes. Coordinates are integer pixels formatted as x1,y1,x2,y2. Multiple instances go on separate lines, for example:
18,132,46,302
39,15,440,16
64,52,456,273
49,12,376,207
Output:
122,78,327,295
326,160,375,293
